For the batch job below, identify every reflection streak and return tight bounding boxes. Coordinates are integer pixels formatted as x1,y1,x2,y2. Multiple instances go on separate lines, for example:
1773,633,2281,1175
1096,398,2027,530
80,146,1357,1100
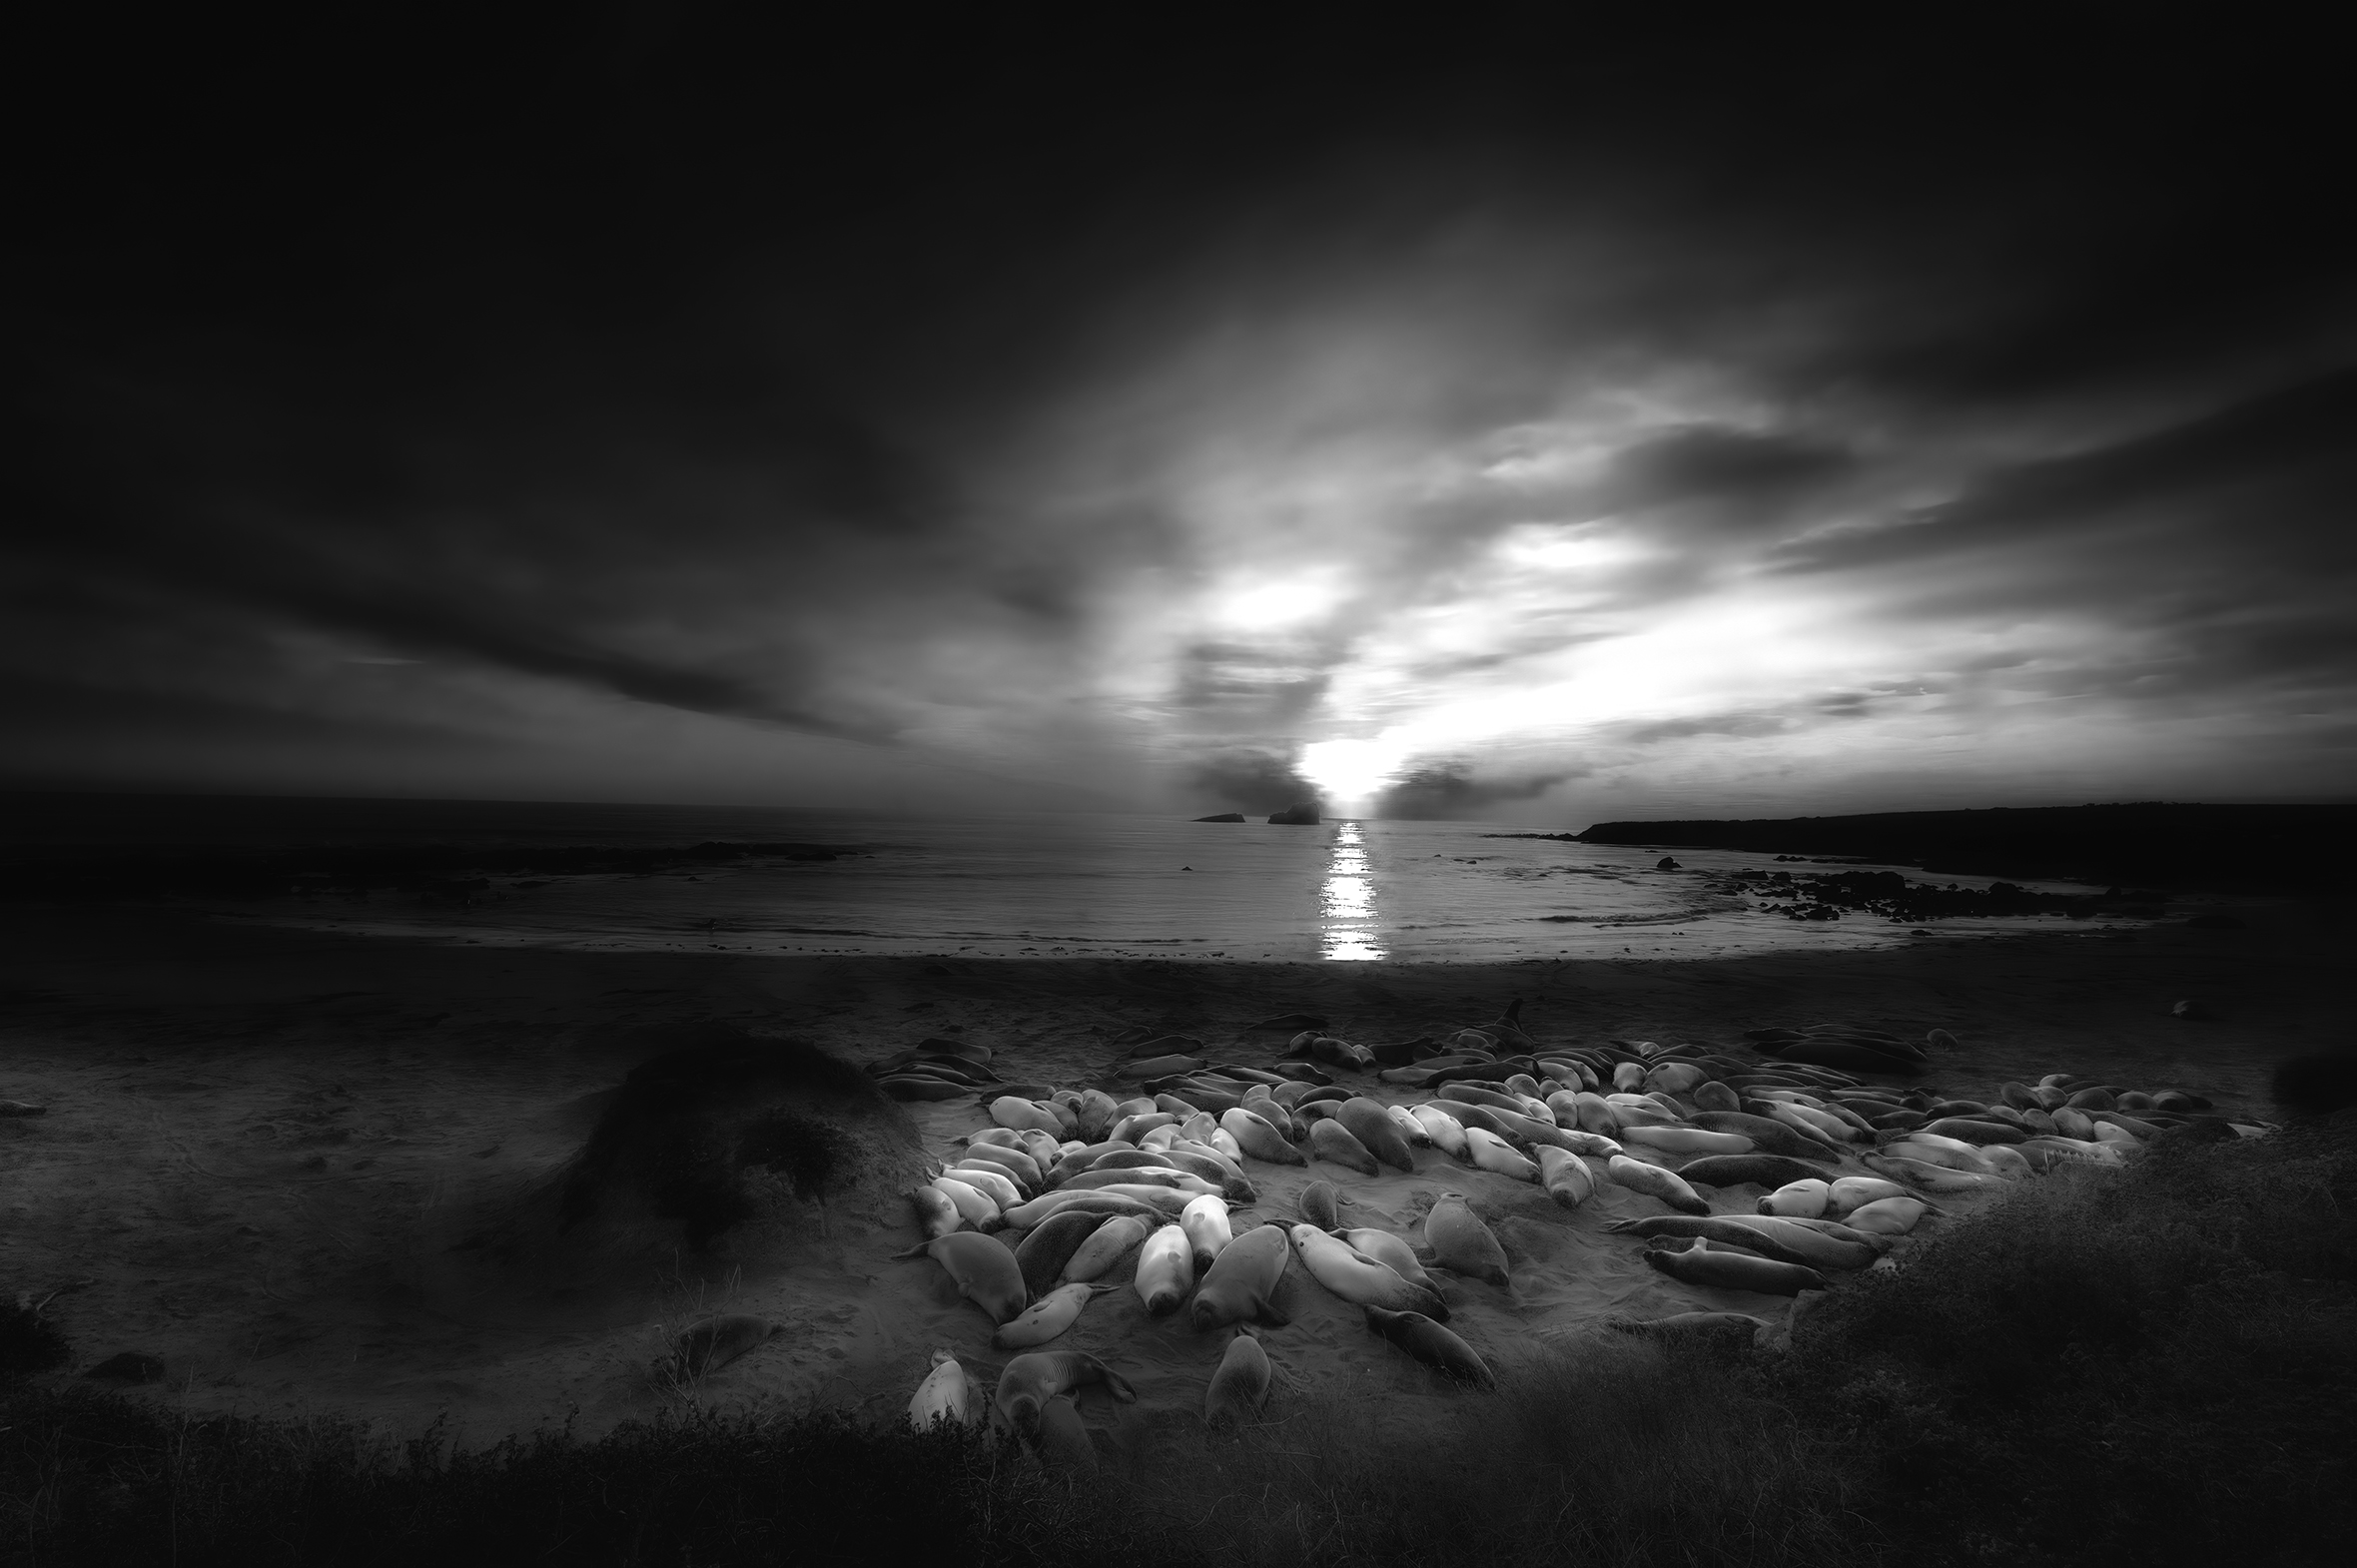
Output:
1320,821,1384,960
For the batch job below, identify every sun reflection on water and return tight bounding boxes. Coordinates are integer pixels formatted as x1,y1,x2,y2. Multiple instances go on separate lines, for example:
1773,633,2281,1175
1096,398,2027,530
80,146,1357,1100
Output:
1320,820,1385,961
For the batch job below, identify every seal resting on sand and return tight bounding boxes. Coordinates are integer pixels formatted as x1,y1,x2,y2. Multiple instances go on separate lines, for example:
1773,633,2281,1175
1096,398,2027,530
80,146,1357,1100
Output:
1188,1222,1293,1330
670,1314,782,1378
894,1232,1029,1323
994,1350,1139,1428
1423,1194,1510,1287
1362,1305,1494,1387
1202,1327,1274,1425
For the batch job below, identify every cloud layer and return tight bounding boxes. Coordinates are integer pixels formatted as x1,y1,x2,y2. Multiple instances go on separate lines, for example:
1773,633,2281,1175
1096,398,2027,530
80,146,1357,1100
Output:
10,21,2353,818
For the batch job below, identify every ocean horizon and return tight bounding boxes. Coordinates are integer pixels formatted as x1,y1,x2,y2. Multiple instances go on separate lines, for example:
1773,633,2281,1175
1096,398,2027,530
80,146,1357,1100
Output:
1,792,2126,963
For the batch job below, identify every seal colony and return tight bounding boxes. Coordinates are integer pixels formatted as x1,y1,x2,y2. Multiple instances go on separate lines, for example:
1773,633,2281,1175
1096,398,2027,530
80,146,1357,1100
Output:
871,1009,2275,1468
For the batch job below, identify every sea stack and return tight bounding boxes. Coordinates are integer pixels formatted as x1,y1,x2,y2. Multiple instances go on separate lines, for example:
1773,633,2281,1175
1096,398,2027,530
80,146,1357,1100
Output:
1267,803,1320,825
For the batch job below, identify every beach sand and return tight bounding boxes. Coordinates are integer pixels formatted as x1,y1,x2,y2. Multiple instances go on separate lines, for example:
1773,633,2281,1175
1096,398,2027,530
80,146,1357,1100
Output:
0,899,2332,1453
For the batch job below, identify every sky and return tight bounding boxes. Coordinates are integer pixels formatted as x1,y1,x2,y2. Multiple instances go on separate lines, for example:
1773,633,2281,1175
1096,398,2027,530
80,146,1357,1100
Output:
10,13,2354,823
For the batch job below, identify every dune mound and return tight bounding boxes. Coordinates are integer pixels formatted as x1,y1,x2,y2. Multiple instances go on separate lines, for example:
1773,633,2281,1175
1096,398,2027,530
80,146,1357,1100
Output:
553,1028,930,1257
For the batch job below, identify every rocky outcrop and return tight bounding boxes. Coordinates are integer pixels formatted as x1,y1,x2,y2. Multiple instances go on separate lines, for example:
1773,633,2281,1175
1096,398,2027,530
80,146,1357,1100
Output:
1266,804,1321,825
1192,813,1247,822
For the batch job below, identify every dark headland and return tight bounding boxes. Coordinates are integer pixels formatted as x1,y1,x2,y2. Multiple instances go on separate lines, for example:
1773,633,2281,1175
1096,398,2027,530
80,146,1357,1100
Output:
1569,802,2357,893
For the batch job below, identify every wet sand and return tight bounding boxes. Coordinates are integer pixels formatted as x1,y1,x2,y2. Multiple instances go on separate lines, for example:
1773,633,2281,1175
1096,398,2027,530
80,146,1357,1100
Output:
0,898,2331,1449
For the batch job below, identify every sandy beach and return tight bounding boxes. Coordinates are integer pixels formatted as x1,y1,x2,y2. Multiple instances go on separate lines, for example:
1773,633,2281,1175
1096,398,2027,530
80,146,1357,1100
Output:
0,899,2330,1452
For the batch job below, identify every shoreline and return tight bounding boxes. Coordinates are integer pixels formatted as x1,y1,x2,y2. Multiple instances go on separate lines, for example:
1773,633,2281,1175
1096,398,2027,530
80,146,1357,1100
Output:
0,900,2334,1449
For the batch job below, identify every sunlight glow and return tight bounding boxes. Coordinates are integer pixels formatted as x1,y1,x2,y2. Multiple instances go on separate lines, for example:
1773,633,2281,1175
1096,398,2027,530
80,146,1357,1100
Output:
1298,736,1409,806
1319,821,1384,961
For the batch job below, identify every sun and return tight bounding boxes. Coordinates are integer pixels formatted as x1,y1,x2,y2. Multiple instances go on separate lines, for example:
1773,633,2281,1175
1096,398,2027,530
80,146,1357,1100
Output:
1297,737,1407,810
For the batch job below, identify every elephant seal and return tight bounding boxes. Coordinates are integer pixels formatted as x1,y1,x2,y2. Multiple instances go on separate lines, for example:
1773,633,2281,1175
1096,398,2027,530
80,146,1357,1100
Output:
1674,1154,1835,1191
1692,1081,1743,1113
1189,1221,1293,1331
895,1232,1030,1324
995,1281,1115,1349
1644,1238,1829,1295
1297,1179,1348,1229
1533,1146,1594,1209
1424,1194,1510,1287
1464,1127,1539,1181
1290,1224,1450,1319
1221,1108,1307,1166
1028,1395,1099,1471
1759,1178,1831,1217
944,1165,1026,1211
1842,1196,1928,1234
1684,1111,1837,1160
1181,1191,1234,1270
1009,1206,1098,1291
955,1142,1044,1187
1411,1105,1471,1158
994,1350,1139,1430
1606,1310,1772,1345
1308,1119,1381,1176
1604,1156,1711,1216
1202,1327,1274,1426
1363,1305,1495,1387
1335,1226,1440,1291
907,1348,974,1428
1136,1222,1196,1314
1825,1176,1909,1212
911,1185,964,1239
1607,1213,1878,1270
931,1176,1003,1230
1386,1104,1432,1148
670,1314,782,1378
1061,1214,1151,1281
1337,1098,1416,1172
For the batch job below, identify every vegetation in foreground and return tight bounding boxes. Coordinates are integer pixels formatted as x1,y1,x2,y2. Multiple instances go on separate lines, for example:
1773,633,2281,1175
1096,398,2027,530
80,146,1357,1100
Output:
6,1120,2351,1567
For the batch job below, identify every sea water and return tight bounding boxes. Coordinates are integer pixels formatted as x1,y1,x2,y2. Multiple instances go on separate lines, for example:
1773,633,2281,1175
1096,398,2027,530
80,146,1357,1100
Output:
3,795,2121,962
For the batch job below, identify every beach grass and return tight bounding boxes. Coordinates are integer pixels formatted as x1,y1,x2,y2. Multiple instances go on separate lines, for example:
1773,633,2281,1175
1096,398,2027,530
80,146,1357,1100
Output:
7,1121,2351,1567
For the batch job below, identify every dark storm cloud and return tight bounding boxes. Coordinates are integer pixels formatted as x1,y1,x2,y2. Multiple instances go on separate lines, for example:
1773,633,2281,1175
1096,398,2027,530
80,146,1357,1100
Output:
1189,749,1320,813
9,16,2354,808
1375,763,1588,821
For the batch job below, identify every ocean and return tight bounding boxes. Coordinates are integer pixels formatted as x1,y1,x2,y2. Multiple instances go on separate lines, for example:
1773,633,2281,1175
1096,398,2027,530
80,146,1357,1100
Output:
2,795,2128,962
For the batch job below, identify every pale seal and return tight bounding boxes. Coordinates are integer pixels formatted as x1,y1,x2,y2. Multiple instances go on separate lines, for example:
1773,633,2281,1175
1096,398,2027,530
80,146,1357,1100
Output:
1135,1221,1196,1314
895,1232,1030,1324
1604,1156,1710,1215
1423,1194,1510,1287
1464,1128,1538,1181
907,1348,974,1428
1288,1224,1449,1319
1532,1146,1593,1210
930,1176,1003,1230
1841,1196,1928,1235
1202,1327,1274,1426
1061,1214,1151,1282
1308,1119,1380,1176
1606,1213,1878,1271
1410,1105,1471,1159
1362,1305,1494,1387
1181,1191,1234,1270
1220,1108,1307,1166
911,1184,964,1239
994,1281,1115,1349
1187,1221,1293,1331
1758,1178,1831,1217
1334,1226,1440,1291
1620,1126,1754,1157
670,1313,782,1378
1644,1238,1829,1295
